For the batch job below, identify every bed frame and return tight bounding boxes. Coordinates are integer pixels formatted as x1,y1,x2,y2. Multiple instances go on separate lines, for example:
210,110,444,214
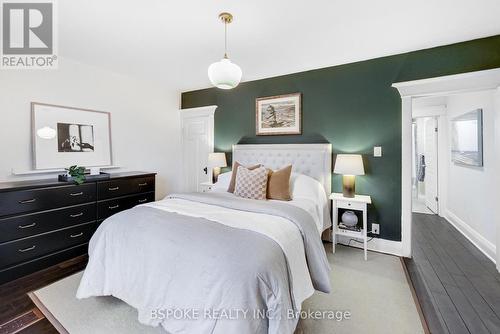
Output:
232,144,332,197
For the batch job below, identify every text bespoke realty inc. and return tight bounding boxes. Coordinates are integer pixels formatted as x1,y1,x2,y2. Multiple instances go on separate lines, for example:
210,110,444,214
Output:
151,308,352,321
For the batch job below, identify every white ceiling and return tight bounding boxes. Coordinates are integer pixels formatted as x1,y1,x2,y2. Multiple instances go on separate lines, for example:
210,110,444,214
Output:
58,0,500,92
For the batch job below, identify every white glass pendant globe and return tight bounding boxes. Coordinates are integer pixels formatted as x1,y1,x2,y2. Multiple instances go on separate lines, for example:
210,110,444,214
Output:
36,126,56,139
208,58,242,89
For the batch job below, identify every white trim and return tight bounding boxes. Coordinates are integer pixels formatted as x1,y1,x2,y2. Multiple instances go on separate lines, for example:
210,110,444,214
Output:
401,97,413,257
393,68,500,97
445,210,496,263
336,235,403,257
393,68,500,260
180,105,217,118
412,105,447,118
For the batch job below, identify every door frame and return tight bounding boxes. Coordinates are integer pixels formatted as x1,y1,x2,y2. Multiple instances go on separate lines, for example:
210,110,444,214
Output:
179,105,217,191
393,67,500,259
413,107,447,216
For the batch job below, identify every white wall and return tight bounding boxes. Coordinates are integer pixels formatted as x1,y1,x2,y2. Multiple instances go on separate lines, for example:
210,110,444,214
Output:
445,90,496,259
0,58,181,199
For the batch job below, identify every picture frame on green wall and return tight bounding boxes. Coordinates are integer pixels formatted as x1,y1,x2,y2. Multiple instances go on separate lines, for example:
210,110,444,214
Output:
255,93,301,135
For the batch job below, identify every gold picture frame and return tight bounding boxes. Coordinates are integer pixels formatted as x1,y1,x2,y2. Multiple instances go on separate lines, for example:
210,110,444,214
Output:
255,93,302,136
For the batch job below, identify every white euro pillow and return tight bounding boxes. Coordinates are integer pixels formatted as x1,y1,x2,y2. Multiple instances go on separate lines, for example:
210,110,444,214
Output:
290,173,331,231
211,171,232,192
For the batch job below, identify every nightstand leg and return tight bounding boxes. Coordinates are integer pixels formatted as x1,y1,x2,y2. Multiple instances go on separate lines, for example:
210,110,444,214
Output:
364,238,367,261
363,204,368,261
332,231,336,253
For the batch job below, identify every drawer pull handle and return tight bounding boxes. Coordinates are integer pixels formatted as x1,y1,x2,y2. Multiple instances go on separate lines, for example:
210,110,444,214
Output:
138,183,148,186
70,212,84,218
108,187,120,191
70,192,83,196
19,198,36,204
109,204,120,209
18,223,37,229
138,198,148,203
19,245,36,252
70,232,84,238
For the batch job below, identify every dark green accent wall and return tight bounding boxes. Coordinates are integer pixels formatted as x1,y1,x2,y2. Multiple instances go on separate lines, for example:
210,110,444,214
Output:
181,35,500,242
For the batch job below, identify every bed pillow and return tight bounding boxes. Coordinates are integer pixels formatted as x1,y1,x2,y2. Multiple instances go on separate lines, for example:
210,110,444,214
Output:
227,161,261,193
267,165,292,200
234,166,268,200
212,171,232,192
290,173,331,231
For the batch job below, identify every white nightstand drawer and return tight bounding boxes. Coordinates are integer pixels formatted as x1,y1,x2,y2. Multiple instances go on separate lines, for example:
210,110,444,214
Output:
199,182,214,193
337,200,365,211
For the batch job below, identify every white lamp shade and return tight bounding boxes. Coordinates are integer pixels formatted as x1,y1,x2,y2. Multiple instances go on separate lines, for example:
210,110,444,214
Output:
334,154,365,175
208,152,227,168
208,58,242,89
36,126,56,139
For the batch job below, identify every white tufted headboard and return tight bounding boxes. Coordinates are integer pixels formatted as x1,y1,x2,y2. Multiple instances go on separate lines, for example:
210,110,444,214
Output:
232,144,332,196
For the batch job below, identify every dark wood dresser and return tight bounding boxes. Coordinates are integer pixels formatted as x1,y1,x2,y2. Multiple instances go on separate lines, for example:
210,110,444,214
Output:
0,172,156,284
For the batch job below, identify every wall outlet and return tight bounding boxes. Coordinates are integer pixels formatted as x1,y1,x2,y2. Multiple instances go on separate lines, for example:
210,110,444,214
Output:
371,223,380,235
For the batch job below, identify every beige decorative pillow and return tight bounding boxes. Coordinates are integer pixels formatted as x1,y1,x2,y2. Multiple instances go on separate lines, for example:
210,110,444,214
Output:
234,166,269,200
267,165,293,200
227,161,261,193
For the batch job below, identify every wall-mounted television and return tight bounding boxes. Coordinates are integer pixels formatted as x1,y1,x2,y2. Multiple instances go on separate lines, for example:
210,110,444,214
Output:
451,108,483,167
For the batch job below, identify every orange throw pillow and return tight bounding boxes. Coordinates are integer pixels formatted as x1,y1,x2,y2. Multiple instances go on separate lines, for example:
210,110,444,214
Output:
267,165,292,200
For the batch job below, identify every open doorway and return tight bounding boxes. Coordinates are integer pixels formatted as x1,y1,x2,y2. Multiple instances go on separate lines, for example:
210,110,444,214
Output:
411,116,438,215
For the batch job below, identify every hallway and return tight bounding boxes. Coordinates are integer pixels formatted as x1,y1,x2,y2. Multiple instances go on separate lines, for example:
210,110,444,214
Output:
404,213,500,333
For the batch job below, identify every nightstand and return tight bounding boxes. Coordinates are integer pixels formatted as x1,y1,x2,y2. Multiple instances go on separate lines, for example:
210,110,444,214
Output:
199,181,214,193
330,193,372,260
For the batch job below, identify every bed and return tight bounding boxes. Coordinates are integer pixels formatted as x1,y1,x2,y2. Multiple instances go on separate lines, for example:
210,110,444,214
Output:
77,144,332,334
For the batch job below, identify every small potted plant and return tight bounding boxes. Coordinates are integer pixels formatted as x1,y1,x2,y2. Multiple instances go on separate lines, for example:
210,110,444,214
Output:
64,165,86,185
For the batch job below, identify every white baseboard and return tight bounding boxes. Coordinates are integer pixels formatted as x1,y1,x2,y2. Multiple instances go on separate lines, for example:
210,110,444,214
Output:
445,210,496,264
336,235,403,257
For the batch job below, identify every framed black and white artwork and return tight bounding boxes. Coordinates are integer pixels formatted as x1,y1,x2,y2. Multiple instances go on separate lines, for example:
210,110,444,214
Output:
256,93,302,135
32,102,112,169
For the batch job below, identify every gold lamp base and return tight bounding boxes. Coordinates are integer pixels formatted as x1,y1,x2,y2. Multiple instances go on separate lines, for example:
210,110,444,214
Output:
212,167,221,184
342,175,356,198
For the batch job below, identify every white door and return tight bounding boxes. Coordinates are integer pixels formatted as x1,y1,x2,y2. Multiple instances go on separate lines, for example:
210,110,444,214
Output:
180,106,216,192
424,118,438,213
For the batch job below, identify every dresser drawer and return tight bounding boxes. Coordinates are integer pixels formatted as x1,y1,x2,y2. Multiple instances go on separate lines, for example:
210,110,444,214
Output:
0,222,96,269
0,203,97,243
0,183,96,217
98,192,155,220
97,176,155,200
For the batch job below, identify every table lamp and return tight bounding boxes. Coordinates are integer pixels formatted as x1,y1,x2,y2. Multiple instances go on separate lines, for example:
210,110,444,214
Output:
334,154,365,198
208,152,227,183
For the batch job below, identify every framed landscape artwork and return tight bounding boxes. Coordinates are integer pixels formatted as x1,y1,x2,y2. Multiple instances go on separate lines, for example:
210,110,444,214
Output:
451,108,483,167
32,102,112,169
256,93,301,135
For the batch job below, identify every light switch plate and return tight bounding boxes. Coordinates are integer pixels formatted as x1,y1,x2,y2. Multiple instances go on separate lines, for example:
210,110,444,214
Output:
374,146,382,157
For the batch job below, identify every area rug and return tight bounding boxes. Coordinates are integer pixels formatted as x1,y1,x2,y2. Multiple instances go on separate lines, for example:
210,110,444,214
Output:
29,245,424,334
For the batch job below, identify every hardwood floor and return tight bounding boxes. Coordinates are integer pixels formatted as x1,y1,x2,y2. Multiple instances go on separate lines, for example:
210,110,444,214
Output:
0,255,87,334
404,213,500,334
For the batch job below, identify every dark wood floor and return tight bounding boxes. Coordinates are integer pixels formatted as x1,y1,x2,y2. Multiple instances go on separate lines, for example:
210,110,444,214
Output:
404,213,500,334
0,256,87,334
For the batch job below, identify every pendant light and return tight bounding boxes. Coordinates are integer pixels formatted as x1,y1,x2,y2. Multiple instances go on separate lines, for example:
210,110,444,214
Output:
208,12,242,89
